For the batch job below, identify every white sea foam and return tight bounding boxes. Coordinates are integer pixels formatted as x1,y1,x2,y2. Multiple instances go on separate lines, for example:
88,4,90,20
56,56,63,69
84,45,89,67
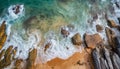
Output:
37,31,77,63
7,4,25,20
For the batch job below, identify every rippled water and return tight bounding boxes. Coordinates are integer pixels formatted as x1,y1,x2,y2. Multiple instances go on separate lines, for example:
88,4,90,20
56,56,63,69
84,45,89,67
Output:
0,0,117,63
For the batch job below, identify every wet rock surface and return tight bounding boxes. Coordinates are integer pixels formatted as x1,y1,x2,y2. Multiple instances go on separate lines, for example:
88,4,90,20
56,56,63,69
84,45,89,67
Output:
105,27,117,49
61,27,70,37
71,33,82,46
26,49,37,69
92,18,120,69
14,59,23,69
92,46,120,69
0,46,13,68
107,20,117,28
96,24,103,32
84,33,103,49
44,42,51,52
0,21,7,50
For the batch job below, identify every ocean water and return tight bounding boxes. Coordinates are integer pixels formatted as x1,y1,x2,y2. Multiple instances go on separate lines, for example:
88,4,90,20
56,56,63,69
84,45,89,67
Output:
0,0,119,64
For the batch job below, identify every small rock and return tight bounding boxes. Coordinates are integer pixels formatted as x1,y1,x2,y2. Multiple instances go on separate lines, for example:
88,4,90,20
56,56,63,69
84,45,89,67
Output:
44,43,51,52
96,24,103,32
5,46,13,55
93,14,98,20
13,5,20,14
61,27,70,37
71,33,82,45
12,47,17,59
0,46,13,68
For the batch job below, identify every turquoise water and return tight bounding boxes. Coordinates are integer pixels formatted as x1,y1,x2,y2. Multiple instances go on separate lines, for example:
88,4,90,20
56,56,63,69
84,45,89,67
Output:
0,0,111,20
0,0,57,16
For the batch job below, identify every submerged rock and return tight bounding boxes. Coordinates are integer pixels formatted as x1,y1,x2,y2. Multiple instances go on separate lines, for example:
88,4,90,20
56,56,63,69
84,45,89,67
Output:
71,33,82,46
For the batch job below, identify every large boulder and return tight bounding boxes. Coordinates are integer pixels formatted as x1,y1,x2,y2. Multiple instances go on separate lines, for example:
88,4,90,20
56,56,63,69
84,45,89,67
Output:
71,33,82,46
84,33,103,49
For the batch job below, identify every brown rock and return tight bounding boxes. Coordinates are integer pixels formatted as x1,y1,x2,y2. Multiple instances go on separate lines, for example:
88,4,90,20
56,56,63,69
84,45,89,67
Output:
0,34,7,50
4,46,13,66
105,27,117,49
107,20,117,28
12,47,17,60
0,21,7,50
5,46,13,55
0,46,13,68
116,25,120,31
96,24,103,32
92,45,120,69
0,49,5,60
0,21,6,38
44,43,51,52
14,59,23,69
108,19,120,31
84,33,103,49
61,27,70,37
14,5,20,14
71,33,82,45
27,49,37,69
